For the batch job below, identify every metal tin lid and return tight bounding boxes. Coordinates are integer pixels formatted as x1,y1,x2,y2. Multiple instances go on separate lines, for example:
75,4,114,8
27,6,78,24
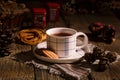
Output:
32,8,46,14
47,2,60,8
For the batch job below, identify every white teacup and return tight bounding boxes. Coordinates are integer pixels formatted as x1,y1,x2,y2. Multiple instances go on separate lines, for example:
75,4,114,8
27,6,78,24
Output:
46,27,88,58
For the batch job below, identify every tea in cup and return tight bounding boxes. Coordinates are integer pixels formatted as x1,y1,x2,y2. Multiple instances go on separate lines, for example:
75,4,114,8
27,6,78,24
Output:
46,27,88,58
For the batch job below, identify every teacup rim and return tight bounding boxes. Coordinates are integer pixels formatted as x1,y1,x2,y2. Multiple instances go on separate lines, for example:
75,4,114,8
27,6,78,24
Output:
46,27,77,38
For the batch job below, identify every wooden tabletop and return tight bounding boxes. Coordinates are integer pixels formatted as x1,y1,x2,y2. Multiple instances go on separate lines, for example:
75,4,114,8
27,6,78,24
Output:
0,12,120,80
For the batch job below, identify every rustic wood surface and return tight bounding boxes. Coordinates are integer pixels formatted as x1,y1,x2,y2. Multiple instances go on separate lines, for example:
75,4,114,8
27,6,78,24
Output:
0,12,120,80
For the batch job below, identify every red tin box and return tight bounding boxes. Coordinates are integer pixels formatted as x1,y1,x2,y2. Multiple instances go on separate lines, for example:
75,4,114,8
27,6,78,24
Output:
32,8,47,29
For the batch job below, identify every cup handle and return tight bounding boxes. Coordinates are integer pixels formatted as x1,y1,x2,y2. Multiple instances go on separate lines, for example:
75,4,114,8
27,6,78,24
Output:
76,32,88,50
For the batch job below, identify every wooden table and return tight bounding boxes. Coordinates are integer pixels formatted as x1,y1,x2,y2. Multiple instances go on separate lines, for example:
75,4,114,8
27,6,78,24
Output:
0,12,120,80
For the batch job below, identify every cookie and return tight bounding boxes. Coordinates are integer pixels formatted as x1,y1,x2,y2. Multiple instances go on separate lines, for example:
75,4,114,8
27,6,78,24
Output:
35,48,58,59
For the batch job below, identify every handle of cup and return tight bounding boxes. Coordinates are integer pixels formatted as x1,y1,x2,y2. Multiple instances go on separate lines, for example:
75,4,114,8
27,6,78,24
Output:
76,32,88,50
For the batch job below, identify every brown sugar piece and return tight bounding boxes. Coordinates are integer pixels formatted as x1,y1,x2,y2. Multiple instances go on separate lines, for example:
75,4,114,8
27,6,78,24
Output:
35,48,58,59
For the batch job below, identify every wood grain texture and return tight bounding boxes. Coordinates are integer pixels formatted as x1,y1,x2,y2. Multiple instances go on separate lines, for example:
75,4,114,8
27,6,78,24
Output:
0,56,34,80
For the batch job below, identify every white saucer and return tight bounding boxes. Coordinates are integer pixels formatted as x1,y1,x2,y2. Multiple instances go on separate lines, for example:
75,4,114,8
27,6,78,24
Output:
33,41,85,63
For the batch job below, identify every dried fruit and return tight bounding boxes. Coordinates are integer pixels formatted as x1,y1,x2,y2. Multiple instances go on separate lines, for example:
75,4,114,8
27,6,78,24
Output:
84,46,117,71
106,51,117,63
89,22,116,43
